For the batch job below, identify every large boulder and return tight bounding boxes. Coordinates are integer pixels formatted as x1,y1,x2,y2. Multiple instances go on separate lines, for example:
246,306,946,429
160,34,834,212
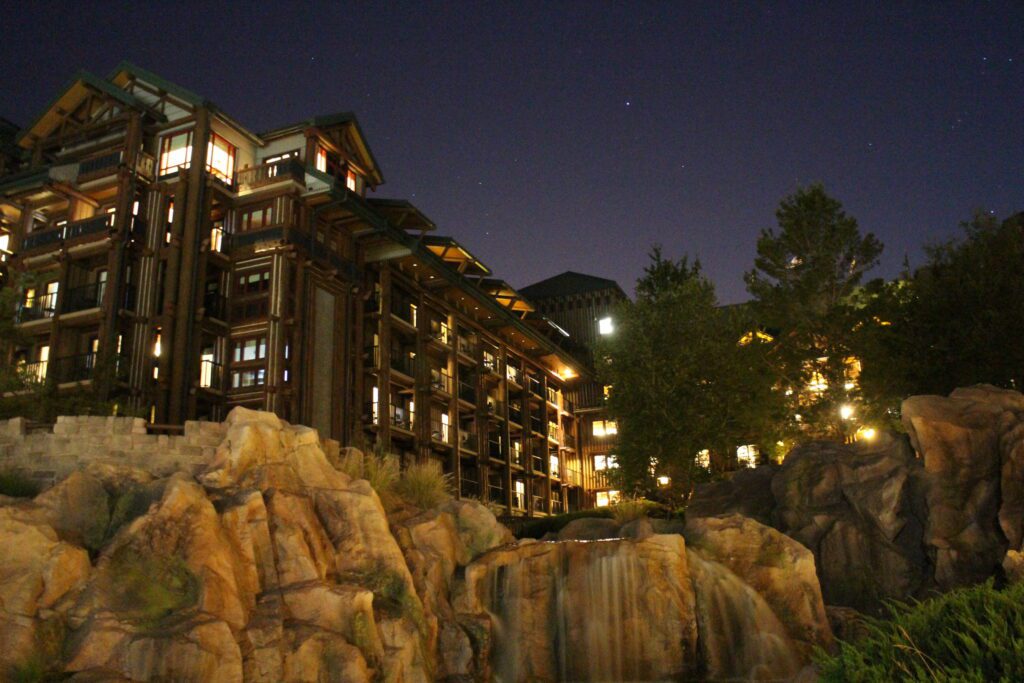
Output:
685,514,833,657
688,465,778,525
902,386,1015,589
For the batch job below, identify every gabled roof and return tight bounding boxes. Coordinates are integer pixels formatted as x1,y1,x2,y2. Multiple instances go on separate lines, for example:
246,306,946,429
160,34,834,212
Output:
422,235,491,277
261,110,384,186
366,198,435,232
519,271,627,301
107,61,207,108
17,69,167,148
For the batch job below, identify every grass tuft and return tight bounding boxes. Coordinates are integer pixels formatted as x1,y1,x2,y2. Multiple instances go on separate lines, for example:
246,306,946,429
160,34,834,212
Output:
338,445,402,510
393,460,453,510
815,579,1024,681
609,496,655,524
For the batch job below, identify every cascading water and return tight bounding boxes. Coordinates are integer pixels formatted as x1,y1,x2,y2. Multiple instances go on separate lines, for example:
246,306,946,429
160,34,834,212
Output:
686,549,803,681
474,537,698,682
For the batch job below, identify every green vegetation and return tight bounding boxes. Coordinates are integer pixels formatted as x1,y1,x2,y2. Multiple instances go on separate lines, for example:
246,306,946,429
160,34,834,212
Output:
393,460,453,510
105,546,199,630
0,469,40,498
596,247,784,501
518,508,614,539
816,580,1024,681
609,497,657,524
746,183,883,441
854,212,1024,422
7,617,68,682
102,483,163,546
341,562,424,632
338,445,401,510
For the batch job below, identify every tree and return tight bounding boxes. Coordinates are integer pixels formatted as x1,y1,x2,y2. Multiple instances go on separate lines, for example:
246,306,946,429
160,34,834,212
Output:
745,184,883,439
855,212,1024,415
597,247,783,505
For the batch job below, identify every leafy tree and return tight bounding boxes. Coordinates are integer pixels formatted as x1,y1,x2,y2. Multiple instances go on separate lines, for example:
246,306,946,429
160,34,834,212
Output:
745,184,883,439
597,247,783,504
856,212,1024,416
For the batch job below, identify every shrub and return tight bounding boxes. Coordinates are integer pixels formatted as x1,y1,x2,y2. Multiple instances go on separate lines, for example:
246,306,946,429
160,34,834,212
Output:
393,460,452,510
338,445,401,510
610,496,655,524
0,469,40,498
815,580,1024,681
105,546,199,630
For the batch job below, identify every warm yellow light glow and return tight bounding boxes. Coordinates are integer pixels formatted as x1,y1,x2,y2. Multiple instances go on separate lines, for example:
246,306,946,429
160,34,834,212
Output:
598,317,614,335
858,426,877,441
840,404,854,420
657,475,671,487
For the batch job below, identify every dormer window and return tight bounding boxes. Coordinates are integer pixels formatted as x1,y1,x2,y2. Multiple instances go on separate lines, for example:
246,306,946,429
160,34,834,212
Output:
346,168,358,192
314,145,328,173
206,133,236,185
158,130,193,177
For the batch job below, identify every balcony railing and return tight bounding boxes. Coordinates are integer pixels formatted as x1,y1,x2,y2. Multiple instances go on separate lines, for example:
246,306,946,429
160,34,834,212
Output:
547,423,562,442
457,336,477,358
485,399,504,418
488,438,503,459
483,352,501,376
203,291,229,322
564,467,583,487
564,432,577,450
50,352,129,383
506,365,521,386
529,416,543,434
460,475,480,499
547,387,559,405
62,283,105,313
460,432,479,453
529,377,544,399
429,320,452,345
17,293,58,322
22,214,114,251
508,406,523,425
198,358,224,390
531,454,546,474
488,483,506,504
512,492,526,511
458,380,476,404
79,150,122,176
551,499,564,514
430,368,453,394
20,359,48,383
390,299,417,326
235,158,306,191
532,496,548,514
511,447,524,467
391,353,416,378
430,418,452,444
390,404,414,431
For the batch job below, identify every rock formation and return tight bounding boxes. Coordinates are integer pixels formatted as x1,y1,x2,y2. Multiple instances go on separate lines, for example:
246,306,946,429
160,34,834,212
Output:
691,384,1024,614
0,405,836,682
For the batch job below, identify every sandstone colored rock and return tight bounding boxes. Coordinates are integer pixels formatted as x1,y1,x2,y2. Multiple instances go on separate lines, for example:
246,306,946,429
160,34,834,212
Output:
685,514,833,656
556,516,620,540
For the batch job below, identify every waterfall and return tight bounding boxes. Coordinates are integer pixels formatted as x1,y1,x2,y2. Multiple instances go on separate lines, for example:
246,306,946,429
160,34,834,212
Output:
478,539,691,682
686,549,802,681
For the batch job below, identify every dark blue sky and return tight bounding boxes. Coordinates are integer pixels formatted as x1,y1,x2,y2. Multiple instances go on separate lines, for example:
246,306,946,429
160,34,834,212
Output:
2,2,1021,302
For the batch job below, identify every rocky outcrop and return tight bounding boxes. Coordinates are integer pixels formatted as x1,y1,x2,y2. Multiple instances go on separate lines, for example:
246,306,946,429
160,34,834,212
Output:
689,384,1024,612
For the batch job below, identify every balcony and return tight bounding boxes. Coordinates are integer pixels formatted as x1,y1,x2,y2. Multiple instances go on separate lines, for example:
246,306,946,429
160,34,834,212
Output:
488,437,503,459
62,283,105,313
391,353,416,379
78,150,122,177
17,293,58,322
203,291,229,322
458,380,477,404
550,455,561,479
390,404,414,432
488,483,506,504
529,416,543,435
429,368,453,394
22,214,114,251
511,447,525,467
483,352,501,376
430,418,452,445
235,158,306,192
50,352,129,383
364,345,380,368
506,365,521,386
564,467,583,487
460,474,480,499
551,499,565,514
513,492,526,511
529,377,544,399
457,336,477,359
460,432,479,453
390,298,417,327
563,432,577,450
429,320,452,346
531,454,546,475
508,405,523,425
484,398,504,418
209,226,232,254
547,423,562,443
532,496,548,514
198,358,224,391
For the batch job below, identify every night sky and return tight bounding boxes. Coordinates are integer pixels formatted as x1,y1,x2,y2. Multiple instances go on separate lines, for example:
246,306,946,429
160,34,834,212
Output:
2,2,1021,302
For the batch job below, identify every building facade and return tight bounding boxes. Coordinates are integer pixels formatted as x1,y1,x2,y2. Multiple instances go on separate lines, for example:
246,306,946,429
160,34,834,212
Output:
520,271,629,506
0,63,591,516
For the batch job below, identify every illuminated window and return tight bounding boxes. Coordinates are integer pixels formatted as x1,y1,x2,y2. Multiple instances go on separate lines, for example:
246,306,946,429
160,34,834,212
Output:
206,133,236,184
550,453,560,475
238,205,275,232
592,419,618,437
232,336,267,362
595,490,622,508
695,449,710,468
152,328,162,379
158,130,193,176
598,316,614,335
736,445,759,468
0,232,9,254
199,352,216,388
594,454,617,471
315,145,328,173
514,480,526,509
346,168,358,192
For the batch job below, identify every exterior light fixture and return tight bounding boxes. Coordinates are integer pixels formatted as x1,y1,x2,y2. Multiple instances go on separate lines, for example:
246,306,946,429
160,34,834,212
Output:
839,404,854,420
859,427,877,441
598,317,614,335
657,475,670,487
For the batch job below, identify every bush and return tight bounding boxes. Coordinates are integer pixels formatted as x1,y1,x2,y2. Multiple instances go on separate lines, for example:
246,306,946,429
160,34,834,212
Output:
815,580,1024,681
0,469,40,498
338,446,401,510
393,460,452,510
610,496,656,524
104,546,199,630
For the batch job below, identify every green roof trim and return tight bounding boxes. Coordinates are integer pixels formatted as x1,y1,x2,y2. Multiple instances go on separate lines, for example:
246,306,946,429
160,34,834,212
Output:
107,60,206,107
519,271,627,301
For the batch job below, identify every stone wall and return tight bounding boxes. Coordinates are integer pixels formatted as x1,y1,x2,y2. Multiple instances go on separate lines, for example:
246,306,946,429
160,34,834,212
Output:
0,416,226,488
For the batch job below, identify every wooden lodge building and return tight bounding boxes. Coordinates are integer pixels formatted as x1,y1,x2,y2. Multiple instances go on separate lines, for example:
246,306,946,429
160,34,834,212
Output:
0,63,597,515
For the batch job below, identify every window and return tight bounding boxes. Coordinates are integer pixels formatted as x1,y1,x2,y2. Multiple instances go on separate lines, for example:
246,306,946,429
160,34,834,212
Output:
598,316,614,335
238,204,274,232
592,419,618,437
595,490,622,508
695,449,711,468
206,133,236,184
231,368,266,388
594,454,618,471
236,269,271,295
736,444,759,468
263,150,299,165
232,336,267,362
158,130,193,176
315,145,328,173
346,168,358,192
